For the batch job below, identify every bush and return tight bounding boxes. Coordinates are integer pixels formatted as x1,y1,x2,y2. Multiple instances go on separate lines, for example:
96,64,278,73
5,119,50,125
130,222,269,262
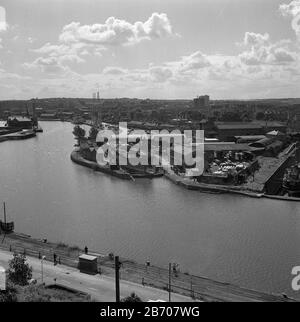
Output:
0,282,17,302
8,253,33,286
121,292,142,302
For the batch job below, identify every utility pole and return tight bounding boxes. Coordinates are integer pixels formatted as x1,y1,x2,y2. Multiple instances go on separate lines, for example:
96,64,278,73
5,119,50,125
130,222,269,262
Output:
41,256,46,283
115,256,121,302
168,263,172,302
191,278,194,299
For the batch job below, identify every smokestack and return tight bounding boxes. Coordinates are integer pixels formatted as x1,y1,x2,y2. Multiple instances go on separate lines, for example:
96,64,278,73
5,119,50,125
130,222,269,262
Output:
32,100,36,117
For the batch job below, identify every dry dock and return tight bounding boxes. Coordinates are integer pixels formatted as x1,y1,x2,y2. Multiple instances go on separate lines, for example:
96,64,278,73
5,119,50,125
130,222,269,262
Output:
0,231,296,302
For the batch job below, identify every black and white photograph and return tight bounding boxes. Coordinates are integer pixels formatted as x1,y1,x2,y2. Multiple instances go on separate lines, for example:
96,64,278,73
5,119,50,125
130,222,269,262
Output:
1,0,300,308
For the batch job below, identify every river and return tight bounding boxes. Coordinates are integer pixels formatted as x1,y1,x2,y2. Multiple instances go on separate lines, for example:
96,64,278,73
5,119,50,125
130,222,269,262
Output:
0,121,300,298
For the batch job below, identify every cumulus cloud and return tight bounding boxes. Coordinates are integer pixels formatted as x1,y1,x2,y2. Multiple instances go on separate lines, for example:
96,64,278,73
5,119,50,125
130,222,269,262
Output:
0,6,7,49
280,0,300,16
28,37,36,44
280,0,300,36
150,66,173,82
239,32,296,65
0,6,7,32
14,3,300,99
176,51,211,72
25,13,177,74
243,32,270,46
102,67,128,75
33,42,86,63
23,56,70,74
100,51,211,86
59,13,176,46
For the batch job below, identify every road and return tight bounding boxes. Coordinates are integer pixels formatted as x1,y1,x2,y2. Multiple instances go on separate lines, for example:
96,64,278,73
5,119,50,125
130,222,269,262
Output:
0,249,195,302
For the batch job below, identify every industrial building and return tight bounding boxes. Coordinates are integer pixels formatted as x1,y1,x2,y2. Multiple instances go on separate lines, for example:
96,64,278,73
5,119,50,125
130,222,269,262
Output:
215,122,287,141
6,116,34,129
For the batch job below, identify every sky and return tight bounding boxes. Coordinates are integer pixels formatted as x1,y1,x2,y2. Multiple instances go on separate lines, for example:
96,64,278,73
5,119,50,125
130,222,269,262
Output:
0,0,300,100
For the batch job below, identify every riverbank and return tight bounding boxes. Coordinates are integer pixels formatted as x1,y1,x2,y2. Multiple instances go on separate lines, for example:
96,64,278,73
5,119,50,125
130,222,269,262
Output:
0,231,295,302
70,150,133,180
71,150,165,180
71,148,300,201
0,130,36,143
165,170,300,201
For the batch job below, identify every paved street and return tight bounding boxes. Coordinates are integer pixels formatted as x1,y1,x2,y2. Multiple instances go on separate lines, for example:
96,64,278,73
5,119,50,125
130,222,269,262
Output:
0,249,195,302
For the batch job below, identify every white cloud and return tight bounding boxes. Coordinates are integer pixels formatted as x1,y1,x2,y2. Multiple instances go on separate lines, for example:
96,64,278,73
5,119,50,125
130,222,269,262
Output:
243,32,270,46
177,51,211,72
0,6,7,50
9,3,300,99
102,67,128,75
239,32,296,65
28,37,36,44
280,0,300,36
149,66,173,82
0,6,7,32
25,12,176,74
280,0,300,16
97,51,211,87
23,56,71,74
59,13,176,47
33,42,86,63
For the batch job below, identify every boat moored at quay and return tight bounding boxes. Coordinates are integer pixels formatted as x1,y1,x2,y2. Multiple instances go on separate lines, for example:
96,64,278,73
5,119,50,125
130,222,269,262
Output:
283,164,300,197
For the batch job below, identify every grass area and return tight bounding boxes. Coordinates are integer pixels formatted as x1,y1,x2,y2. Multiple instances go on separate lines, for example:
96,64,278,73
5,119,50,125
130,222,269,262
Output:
1,283,92,302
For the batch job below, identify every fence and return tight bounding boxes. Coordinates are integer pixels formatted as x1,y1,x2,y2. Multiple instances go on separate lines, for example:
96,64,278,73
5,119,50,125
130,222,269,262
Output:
0,237,287,302
0,240,207,301
0,241,78,269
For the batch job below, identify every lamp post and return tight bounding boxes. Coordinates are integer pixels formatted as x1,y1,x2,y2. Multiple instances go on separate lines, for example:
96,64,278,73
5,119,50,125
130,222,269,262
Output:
41,256,46,283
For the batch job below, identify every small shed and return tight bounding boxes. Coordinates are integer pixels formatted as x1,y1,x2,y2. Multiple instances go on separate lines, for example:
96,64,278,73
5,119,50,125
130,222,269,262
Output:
78,254,98,275
0,266,6,291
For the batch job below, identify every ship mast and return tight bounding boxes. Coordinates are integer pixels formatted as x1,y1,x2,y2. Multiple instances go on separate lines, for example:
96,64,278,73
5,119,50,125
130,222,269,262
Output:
3,202,6,224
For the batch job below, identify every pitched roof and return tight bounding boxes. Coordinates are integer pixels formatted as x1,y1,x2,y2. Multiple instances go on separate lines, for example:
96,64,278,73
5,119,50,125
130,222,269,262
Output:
204,143,253,152
8,116,32,122
216,123,263,130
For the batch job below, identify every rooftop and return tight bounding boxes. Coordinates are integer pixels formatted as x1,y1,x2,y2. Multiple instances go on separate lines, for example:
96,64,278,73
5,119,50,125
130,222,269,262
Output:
79,254,98,261
216,123,263,130
8,116,32,122
234,135,266,140
204,143,254,152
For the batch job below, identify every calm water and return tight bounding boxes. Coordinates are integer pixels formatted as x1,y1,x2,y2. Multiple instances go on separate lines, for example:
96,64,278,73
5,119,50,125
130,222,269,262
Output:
0,121,300,298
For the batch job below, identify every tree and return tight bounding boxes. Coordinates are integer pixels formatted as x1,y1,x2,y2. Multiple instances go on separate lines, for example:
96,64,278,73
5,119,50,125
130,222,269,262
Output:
256,112,265,120
73,125,86,141
121,292,142,302
89,127,98,140
0,282,17,302
8,253,33,286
